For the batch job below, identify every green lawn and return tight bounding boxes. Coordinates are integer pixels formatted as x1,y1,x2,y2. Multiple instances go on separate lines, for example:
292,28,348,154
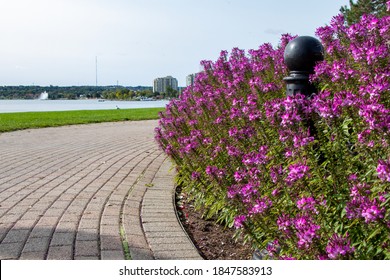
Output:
0,107,163,133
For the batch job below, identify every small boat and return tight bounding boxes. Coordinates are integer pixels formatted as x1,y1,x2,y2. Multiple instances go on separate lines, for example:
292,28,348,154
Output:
140,97,155,101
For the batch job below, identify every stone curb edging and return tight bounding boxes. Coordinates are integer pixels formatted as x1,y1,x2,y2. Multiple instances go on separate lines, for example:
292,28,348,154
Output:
123,155,203,260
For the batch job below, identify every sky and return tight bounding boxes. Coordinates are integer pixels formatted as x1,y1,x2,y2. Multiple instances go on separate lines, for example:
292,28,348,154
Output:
0,0,351,87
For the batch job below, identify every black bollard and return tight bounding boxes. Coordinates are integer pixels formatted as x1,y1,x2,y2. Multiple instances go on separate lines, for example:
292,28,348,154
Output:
283,36,324,97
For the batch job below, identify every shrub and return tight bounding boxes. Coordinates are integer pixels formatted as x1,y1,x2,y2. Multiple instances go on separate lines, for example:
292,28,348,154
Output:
155,12,390,259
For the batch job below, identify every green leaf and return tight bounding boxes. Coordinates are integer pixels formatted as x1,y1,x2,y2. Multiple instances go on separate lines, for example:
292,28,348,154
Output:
367,227,382,241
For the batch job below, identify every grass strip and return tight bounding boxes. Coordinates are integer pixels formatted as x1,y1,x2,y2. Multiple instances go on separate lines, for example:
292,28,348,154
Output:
120,225,132,260
0,107,163,133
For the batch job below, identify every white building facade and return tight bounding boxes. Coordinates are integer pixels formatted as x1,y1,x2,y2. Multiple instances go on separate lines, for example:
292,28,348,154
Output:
186,73,199,87
153,76,178,93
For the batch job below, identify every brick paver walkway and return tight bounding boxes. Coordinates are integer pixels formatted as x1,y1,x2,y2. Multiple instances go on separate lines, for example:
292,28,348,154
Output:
0,120,202,260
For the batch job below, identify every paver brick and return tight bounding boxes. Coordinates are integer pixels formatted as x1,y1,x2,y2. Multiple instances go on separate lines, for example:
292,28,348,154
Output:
100,235,123,251
154,250,203,260
76,230,99,241
50,232,75,246
13,219,38,229
19,251,46,260
29,227,54,238
127,234,149,248
101,250,124,260
74,256,99,260
1,229,30,243
129,247,153,260
0,242,24,259
75,240,99,257
22,237,50,253
151,242,197,251
47,245,73,260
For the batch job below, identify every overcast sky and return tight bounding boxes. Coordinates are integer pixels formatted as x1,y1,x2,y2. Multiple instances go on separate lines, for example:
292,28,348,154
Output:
0,0,350,87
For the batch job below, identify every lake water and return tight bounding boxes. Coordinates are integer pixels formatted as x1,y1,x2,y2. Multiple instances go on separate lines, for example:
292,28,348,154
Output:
0,99,170,113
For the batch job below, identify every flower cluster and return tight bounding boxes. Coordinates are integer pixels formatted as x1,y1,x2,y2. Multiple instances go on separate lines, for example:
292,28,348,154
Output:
155,13,390,259
377,159,390,182
326,233,355,260
345,183,386,223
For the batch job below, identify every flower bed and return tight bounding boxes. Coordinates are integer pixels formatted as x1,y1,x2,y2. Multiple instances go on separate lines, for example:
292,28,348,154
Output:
155,13,390,259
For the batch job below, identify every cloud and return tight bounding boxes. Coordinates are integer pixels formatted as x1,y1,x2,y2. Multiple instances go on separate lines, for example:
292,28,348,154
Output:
264,28,286,35
14,65,26,70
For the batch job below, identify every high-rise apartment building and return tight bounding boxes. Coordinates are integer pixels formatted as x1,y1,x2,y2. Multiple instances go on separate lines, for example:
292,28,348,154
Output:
186,73,199,87
153,76,178,93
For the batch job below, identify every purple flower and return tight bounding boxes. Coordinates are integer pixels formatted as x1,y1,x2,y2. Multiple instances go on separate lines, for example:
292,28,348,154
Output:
345,199,362,220
270,165,283,183
266,240,280,257
191,171,200,180
294,215,321,249
326,233,355,260
277,214,292,233
227,145,241,157
239,183,258,199
359,103,390,131
379,192,387,203
234,215,247,228
188,119,198,126
205,165,225,179
228,127,238,137
233,171,245,182
227,184,240,198
348,174,358,181
312,90,344,119
357,129,371,145
272,188,281,196
293,135,313,148
248,197,272,215
377,159,390,182
164,145,173,156
286,163,310,185
279,255,297,260
296,196,318,214
242,146,268,166
361,204,385,223
345,183,386,223
202,137,212,145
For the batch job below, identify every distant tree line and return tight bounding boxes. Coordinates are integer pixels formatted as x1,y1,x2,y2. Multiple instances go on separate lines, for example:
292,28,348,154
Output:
0,85,153,100
102,88,155,100
101,86,181,100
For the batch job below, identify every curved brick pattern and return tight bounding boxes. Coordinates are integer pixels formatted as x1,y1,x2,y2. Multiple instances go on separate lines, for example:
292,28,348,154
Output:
141,157,203,260
0,120,202,260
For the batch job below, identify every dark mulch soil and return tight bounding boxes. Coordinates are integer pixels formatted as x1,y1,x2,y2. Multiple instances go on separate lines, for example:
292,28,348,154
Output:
175,188,253,260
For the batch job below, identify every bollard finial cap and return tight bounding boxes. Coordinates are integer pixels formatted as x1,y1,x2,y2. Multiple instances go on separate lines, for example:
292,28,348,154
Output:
284,36,324,73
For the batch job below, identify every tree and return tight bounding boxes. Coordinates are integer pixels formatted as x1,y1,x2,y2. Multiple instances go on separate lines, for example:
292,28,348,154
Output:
340,0,388,25
166,86,178,98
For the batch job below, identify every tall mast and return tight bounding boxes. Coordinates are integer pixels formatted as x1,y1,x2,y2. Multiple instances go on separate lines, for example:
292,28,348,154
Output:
95,56,98,87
